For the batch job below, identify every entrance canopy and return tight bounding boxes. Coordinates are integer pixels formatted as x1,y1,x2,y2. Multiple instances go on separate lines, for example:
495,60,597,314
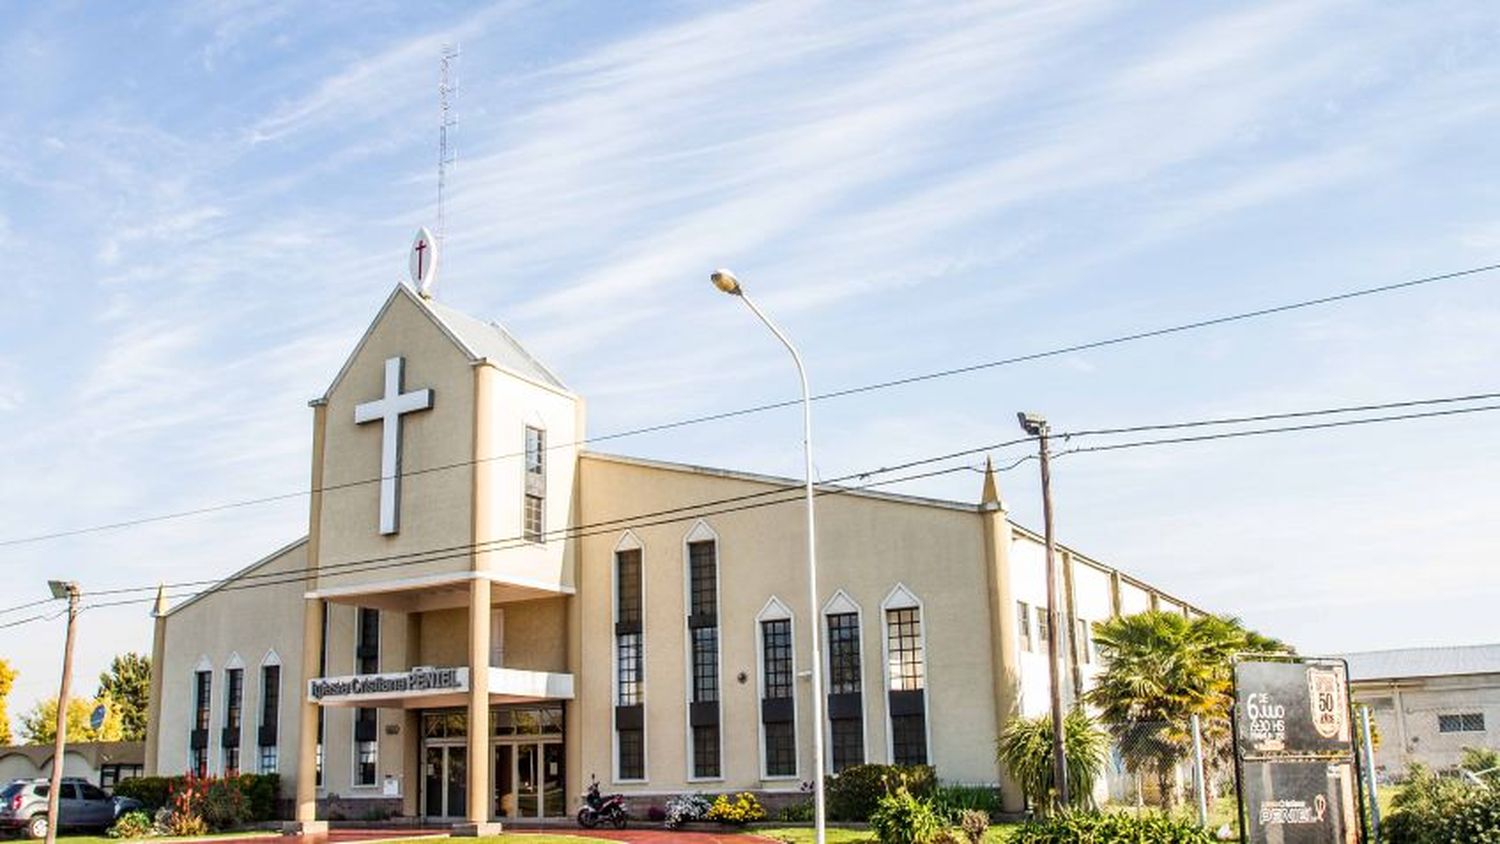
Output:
309,665,574,709
307,570,574,612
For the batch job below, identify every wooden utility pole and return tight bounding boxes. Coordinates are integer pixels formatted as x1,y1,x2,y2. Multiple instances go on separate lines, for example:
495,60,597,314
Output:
1018,413,1069,809
44,581,80,844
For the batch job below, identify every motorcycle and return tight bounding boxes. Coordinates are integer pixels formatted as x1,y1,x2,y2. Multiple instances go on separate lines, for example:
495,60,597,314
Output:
577,777,628,829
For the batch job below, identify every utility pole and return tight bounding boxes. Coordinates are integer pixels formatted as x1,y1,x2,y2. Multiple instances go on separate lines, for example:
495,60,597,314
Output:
44,581,80,844
1017,413,1069,809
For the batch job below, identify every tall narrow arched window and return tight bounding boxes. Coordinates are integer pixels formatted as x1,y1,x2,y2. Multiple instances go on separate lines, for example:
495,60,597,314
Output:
190,657,213,777
222,653,245,777
882,584,929,766
613,532,646,782
683,522,721,779
823,590,866,772
757,597,797,778
258,651,282,774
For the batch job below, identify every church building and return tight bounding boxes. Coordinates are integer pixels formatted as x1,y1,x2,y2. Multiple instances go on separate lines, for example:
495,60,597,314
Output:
143,275,1206,831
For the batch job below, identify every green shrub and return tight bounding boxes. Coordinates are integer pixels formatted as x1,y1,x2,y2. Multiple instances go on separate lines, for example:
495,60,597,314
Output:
199,778,251,831
778,800,815,822
997,708,1107,815
932,785,1001,821
113,774,280,821
114,777,173,812
107,810,154,839
1012,812,1214,844
828,764,936,821
958,809,989,844
869,783,943,844
1386,763,1500,844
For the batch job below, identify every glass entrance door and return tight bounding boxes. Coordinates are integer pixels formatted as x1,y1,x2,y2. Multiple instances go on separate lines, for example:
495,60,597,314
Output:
423,744,467,819
492,740,563,819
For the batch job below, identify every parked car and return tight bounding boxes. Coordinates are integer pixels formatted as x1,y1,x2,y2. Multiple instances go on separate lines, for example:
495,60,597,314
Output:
0,778,142,839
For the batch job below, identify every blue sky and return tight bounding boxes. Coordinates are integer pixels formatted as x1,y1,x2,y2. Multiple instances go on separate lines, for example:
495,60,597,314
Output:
3,0,1500,723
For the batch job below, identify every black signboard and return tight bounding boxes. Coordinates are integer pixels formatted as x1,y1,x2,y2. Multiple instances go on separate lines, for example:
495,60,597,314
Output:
1234,661,1352,757
1233,658,1364,844
1241,759,1359,844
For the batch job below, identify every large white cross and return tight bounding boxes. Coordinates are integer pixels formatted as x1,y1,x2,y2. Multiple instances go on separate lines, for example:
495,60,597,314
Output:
354,357,434,535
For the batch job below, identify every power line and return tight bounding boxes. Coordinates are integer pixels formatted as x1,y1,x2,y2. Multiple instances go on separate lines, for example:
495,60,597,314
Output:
2,261,1494,549
1056,402,1500,458
1064,390,1500,439
5,389,1498,628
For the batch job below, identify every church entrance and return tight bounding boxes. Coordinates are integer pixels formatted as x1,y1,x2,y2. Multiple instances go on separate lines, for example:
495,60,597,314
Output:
420,703,565,821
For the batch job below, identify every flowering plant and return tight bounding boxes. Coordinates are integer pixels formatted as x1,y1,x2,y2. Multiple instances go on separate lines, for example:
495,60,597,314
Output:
664,793,712,828
705,792,767,825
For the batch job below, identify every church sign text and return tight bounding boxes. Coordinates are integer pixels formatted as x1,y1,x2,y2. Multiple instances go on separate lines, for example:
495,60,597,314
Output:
308,666,468,703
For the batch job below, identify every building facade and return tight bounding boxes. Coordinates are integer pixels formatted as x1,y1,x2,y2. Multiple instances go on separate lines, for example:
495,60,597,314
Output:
0,742,144,792
143,282,1206,829
1345,645,1500,778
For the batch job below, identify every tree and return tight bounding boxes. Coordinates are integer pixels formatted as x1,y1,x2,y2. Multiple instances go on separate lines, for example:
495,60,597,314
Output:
18,696,124,745
97,652,151,741
997,708,1108,815
0,659,15,745
1086,611,1288,809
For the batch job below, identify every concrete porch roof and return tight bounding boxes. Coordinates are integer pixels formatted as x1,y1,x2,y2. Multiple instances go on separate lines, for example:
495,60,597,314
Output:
307,570,574,612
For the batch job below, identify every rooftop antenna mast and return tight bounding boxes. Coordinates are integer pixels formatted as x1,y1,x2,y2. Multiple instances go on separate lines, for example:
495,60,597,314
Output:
437,43,460,250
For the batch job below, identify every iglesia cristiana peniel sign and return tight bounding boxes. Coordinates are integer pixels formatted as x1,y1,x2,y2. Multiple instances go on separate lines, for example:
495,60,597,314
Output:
308,666,468,703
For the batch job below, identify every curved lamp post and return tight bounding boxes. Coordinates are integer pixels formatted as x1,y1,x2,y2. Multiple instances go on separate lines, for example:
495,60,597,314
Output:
710,269,826,844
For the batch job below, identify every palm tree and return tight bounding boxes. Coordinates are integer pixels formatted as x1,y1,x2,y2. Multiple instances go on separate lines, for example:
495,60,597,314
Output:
1086,611,1287,810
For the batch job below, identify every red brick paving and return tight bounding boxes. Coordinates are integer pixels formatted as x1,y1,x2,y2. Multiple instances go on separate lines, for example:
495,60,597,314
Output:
166,826,774,844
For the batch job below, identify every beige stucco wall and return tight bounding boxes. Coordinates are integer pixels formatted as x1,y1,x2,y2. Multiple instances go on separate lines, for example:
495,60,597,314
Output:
575,454,999,793
316,292,476,587
155,539,307,790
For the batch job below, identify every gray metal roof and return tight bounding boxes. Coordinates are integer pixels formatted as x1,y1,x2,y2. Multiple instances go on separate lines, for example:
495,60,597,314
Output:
1342,644,1500,681
423,295,567,391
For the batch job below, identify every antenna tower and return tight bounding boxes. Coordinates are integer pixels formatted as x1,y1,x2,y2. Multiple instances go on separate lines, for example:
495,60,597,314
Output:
437,43,460,249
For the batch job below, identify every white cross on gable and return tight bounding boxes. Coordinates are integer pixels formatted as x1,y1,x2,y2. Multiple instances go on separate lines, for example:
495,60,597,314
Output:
354,356,434,535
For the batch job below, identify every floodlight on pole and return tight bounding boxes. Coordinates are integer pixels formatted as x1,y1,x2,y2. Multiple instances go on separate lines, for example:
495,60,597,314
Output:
1017,411,1070,810
709,268,826,844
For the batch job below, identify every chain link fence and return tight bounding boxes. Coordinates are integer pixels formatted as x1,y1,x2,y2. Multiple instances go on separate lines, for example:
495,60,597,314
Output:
1092,717,1237,833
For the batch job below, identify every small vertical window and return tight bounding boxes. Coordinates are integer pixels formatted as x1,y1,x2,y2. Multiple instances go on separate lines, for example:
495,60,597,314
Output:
827,613,861,694
1016,602,1032,653
886,608,925,691
1076,618,1092,664
524,426,546,543
525,426,545,476
761,620,793,699
1037,608,1051,649
524,495,545,543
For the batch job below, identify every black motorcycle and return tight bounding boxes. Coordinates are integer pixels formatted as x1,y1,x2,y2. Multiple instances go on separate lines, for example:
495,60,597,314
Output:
577,777,628,829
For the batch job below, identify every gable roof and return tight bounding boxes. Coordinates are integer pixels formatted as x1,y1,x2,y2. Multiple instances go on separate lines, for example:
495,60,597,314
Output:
317,283,568,402
1343,644,1500,682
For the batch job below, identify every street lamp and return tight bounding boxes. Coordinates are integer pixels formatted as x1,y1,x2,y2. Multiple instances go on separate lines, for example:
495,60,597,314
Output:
710,269,826,844
43,581,80,844
1016,413,1070,810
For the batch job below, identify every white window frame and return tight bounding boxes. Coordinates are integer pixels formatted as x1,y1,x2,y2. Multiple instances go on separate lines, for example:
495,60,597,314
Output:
880,583,933,767
681,520,724,783
611,530,649,784
259,650,282,775
755,596,799,781
351,607,381,790
821,589,868,774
